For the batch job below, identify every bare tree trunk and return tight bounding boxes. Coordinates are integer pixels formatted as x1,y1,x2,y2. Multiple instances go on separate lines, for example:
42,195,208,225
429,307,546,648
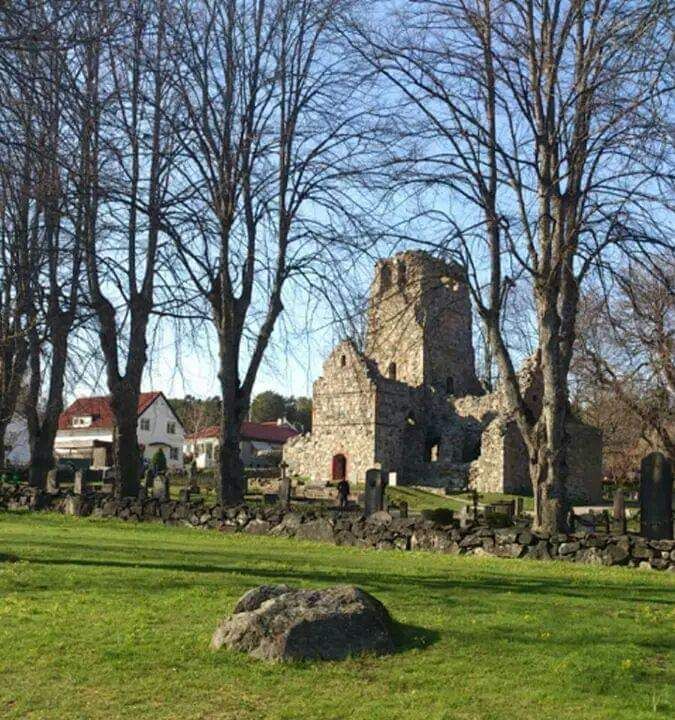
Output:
27,324,70,488
110,383,141,497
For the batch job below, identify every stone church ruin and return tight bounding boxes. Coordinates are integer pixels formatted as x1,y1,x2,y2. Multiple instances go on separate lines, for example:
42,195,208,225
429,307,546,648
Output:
284,251,602,504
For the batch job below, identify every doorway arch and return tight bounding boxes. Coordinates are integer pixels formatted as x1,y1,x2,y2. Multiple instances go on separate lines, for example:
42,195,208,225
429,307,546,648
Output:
332,454,347,481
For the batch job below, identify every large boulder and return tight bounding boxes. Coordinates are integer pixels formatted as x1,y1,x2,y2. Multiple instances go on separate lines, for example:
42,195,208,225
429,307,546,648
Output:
211,584,394,662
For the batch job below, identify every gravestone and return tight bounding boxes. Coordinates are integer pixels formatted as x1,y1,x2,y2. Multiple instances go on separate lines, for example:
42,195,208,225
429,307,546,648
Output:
388,471,398,487
612,488,627,534
73,470,87,495
398,500,408,519
144,468,154,488
153,475,170,501
640,452,673,540
364,469,386,516
46,469,59,495
515,497,524,516
279,477,292,509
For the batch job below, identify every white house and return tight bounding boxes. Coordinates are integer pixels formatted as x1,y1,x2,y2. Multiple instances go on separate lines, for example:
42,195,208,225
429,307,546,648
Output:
4,414,30,467
185,420,299,470
55,391,185,469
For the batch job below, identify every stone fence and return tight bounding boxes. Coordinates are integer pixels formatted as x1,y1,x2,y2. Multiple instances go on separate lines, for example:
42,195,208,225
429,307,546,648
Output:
1,483,673,571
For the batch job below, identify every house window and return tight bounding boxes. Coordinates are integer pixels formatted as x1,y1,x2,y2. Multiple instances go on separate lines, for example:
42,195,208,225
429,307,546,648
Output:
72,416,92,428
167,421,176,434
205,443,213,460
140,418,150,431
388,362,397,380
169,447,179,461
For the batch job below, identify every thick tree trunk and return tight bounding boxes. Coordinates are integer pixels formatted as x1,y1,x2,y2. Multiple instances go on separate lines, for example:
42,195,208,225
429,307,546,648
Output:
529,421,569,534
530,298,571,534
28,326,70,489
217,404,245,504
0,423,6,468
29,436,56,488
217,357,247,504
111,388,141,497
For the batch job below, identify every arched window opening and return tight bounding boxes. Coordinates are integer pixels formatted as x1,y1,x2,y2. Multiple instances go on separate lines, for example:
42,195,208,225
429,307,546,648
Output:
424,437,441,463
388,362,397,380
446,376,455,395
332,454,347,481
380,264,391,292
397,261,407,287
340,354,346,367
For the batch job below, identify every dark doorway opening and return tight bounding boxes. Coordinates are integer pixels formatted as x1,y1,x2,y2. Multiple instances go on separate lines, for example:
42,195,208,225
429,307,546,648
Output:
446,376,455,395
332,454,347,481
388,362,397,380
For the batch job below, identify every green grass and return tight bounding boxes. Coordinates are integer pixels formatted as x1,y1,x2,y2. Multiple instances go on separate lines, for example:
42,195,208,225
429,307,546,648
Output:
1,512,673,720
386,486,534,513
387,485,467,511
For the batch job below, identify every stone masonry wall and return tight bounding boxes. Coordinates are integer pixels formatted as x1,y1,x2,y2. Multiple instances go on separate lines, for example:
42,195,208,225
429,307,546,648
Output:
2,483,672,572
284,341,379,485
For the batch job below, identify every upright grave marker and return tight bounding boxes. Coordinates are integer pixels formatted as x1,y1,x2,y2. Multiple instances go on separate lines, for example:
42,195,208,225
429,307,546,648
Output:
73,470,87,495
46,469,59,495
153,475,170,502
364,469,386,516
612,488,627,534
640,452,673,540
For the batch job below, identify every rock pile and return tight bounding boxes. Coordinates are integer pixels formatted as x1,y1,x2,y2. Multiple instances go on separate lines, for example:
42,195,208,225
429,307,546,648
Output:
211,584,394,661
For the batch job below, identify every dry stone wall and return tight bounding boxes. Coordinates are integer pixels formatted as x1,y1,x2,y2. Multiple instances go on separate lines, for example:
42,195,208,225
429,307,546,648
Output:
2,483,672,571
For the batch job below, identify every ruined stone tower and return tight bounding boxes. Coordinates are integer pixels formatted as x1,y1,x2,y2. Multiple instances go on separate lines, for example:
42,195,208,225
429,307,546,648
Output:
365,251,481,396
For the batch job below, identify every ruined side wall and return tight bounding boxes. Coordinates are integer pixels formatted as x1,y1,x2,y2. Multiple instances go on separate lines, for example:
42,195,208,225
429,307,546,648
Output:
373,378,417,475
283,341,378,485
470,417,604,504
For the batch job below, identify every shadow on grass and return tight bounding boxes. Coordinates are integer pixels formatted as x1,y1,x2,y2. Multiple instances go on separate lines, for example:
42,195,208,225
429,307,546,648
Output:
391,620,441,654
23,555,675,607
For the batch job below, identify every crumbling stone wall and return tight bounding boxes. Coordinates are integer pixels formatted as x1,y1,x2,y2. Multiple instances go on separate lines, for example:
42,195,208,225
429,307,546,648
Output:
284,341,380,484
455,359,603,504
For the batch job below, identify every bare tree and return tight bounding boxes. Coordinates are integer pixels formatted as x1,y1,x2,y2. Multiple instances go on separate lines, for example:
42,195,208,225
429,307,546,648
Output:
0,2,105,483
79,0,179,496
167,0,371,501
575,258,674,462
355,0,673,531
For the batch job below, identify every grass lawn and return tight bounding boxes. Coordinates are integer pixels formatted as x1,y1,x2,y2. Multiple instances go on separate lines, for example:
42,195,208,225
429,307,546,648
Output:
1,512,673,720
387,486,535,513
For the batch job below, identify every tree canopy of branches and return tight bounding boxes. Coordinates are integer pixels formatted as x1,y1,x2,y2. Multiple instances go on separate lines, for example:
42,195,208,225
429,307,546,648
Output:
574,256,674,467
166,0,370,501
355,0,673,531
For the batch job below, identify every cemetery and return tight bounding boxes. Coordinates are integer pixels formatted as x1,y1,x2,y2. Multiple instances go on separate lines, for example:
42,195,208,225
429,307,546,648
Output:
1,1,673,718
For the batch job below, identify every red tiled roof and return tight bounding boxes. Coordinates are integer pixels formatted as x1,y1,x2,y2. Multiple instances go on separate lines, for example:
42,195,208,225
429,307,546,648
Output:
187,421,299,444
58,392,163,430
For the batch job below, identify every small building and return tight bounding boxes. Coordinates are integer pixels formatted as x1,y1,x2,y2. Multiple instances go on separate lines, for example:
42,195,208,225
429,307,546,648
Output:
4,414,30,467
55,392,185,469
185,420,299,469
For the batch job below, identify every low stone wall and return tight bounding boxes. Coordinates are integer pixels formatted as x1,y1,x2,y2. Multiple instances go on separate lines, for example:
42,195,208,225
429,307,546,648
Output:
1,483,673,571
